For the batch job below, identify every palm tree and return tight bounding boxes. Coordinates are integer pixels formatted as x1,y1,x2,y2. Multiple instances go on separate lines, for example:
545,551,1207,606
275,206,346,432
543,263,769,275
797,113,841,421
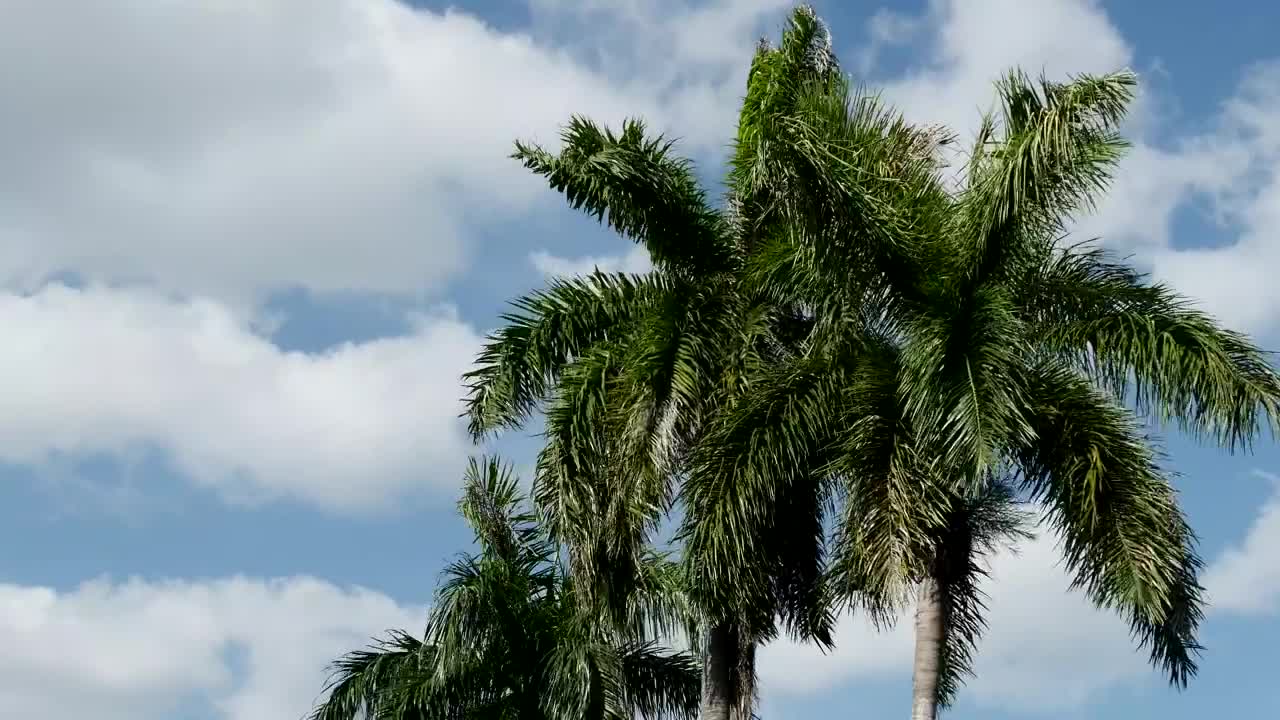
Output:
309,456,700,720
463,9,846,720
687,55,1280,719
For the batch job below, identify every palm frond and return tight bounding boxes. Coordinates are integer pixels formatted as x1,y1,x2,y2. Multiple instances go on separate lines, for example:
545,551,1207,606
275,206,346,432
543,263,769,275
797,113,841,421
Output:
459,456,548,567
961,70,1136,281
620,641,703,720
931,480,1032,707
729,4,838,243
514,117,731,275
682,350,848,632
745,75,950,312
464,271,670,439
1026,244,1280,449
895,283,1037,484
1016,362,1205,687
309,630,432,720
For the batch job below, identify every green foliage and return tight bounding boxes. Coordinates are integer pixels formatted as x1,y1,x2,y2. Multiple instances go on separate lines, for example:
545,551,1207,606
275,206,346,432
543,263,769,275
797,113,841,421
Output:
463,11,855,706
309,457,700,720
464,5,1280,717
692,42,1280,713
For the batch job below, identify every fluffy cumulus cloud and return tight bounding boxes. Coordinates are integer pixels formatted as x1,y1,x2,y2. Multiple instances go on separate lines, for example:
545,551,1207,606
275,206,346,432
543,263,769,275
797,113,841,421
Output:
0,575,421,720
866,0,1135,138
0,284,481,511
1203,472,1280,615
10,484,1280,720
0,0,792,508
1093,62,1280,335
0,0,781,305
757,526,1150,712
527,0,791,145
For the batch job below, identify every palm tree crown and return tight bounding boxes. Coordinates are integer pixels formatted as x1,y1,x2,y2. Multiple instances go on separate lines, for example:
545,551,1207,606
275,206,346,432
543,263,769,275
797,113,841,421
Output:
310,457,700,720
687,45,1280,718
462,10,852,720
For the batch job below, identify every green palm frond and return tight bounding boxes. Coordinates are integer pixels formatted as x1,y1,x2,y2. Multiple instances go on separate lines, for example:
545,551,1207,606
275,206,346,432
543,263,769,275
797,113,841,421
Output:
1026,244,1280,448
459,456,549,568
895,283,1037,484
682,350,847,631
1016,362,1205,686
828,421,952,626
313,458,699,720
513,116,731,275
748,76,949,310
729,4,838,242
619,641,703,720
464,271,670,439
931,481,1032,707
962,70,1136,281
310,630,433,720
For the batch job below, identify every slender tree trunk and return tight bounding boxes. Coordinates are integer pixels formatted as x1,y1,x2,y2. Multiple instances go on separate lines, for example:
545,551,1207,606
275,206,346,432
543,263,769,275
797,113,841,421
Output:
729,640,757,720
700,621,736,720
910,577,944,720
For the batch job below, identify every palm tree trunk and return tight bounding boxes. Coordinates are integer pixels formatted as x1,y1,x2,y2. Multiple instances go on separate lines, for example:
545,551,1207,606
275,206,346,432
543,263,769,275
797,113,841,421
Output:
700,621,736,720
910,577,944,720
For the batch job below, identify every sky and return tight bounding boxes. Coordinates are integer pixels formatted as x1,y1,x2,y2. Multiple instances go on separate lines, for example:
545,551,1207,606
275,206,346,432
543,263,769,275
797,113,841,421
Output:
1,0,1279,718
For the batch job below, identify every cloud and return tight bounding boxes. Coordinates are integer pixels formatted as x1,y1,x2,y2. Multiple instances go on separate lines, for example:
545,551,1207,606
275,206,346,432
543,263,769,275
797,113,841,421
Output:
0,284,481,511
528,0,791,146
1104,62,1280,336
529,245,653,277
0,575,421,720
1063,61,1280,337
1203,472,1280,615
0,0,780,307
12,479,1280,720
757,527,1149,712
866,0,1134,140
0,0,795,511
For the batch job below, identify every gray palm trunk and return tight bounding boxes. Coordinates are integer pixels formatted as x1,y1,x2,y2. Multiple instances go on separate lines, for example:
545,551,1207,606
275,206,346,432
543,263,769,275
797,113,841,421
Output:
910,578,945,720
700,622,736,720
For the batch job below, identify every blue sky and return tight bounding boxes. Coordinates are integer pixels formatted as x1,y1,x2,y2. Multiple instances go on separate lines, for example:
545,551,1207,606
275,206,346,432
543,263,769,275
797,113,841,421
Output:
1,0,1279,718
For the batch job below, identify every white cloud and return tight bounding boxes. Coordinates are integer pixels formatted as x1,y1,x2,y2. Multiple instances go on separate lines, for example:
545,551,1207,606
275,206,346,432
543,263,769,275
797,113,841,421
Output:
1112,63,1280,335
527,0,791,150
0,0,797,512
1204,471,1280,615
0,575,421,720
867,0,1134,142
757,527,1149,712
530,245,653,277
0,284,481,511
1063,61,1280,336
0,0,780,307
11,484,1280,720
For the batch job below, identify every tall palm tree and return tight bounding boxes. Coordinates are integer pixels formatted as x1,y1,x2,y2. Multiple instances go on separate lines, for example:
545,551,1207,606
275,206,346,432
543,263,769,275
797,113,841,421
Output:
309,457,700,720
687,56,1280,719
463,9,846,720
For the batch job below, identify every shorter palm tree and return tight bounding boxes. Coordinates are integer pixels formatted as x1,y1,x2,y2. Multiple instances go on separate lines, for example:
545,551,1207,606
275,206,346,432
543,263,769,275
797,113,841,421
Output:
310,456,701,720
